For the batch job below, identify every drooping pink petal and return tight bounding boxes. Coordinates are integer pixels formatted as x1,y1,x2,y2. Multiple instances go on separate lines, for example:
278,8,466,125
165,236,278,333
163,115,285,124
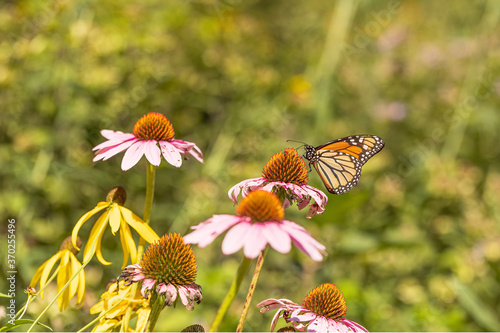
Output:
92,138,129,152
178,286,189,307
221,221,252,255
100,130,136,141
280,221,326,261
93,139,137,162
163,284,178,306
156,282,168,294
143,140,161,166
170,139,204,163
227,177,267,204
261,222,291,254
270,309,285,332
242,224,267,258
121,141,149,170
183,215,242,247
159,141,183,167
341,319,369,332
142,278,156,289
289,311,316,322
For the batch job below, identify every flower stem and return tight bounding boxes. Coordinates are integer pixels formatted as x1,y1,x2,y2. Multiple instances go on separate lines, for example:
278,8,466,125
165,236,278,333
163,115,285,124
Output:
209,256,252,332
147,292,166,332
121,162,156,332
236,247,268,332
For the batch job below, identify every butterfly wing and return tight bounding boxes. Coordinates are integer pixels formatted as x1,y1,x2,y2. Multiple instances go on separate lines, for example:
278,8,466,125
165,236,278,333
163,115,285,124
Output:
305,135,385,194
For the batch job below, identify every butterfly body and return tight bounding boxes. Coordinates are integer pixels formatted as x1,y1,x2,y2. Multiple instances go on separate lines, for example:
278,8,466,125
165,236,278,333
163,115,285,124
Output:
304,135,385,195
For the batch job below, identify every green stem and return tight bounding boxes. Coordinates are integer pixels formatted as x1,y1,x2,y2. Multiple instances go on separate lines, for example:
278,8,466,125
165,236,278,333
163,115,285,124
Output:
15,267,59,321
121,162,156,332
147,292,166,332
236,247,268,333
209,257,252,332
27,257,91,333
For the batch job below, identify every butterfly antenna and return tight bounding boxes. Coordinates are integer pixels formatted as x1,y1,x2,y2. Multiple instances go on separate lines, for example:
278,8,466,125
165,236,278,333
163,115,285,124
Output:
286,139,307,150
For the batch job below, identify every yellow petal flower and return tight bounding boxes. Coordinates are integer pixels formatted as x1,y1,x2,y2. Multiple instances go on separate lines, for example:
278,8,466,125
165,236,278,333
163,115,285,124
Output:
33,251,62,299
70,253,86,307
119,206,159,243
135,306,152,332
83,210,112,265
119,221,136,268
30,242,86,311
90,280,150,332
72,202,109,251
109,204,121,235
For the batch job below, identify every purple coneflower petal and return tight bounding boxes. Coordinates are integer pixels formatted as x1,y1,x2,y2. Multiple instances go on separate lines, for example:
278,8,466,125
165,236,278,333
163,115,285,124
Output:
160,141,183,167
184,215,241,247
143,140,161,166
121,141,149,171
342,319,369,332
156,282,168,294
170,139,204,163
164,284,178,306
243,224,267,258
228,177,267,204
100,130,135,141
281,221,325,261
262,222,292,254
93,139,137,162
221,221,252,255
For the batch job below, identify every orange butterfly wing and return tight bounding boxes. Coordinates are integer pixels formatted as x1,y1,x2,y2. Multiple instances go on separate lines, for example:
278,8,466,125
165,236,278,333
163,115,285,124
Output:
305,135,385,194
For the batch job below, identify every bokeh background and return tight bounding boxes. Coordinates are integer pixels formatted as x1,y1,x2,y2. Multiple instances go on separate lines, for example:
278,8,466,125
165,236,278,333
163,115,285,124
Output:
1,0,500,331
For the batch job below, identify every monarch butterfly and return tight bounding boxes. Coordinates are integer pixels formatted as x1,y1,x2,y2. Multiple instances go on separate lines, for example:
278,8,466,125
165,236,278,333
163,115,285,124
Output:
304,135,385,195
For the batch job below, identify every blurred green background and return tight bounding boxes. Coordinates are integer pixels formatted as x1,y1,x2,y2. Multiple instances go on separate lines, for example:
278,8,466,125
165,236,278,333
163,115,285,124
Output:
1,0,500,331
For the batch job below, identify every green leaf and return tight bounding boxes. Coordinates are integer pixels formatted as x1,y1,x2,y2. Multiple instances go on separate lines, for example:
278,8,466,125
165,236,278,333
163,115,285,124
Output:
0,319,53,332
451,277,500,331
0,292,12,298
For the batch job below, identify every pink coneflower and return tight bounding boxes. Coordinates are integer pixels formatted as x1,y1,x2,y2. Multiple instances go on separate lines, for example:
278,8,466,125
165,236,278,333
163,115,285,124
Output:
93,112,203,170
257,283,368,333
118,233,202,311
184,190,326,261
228,148,328,219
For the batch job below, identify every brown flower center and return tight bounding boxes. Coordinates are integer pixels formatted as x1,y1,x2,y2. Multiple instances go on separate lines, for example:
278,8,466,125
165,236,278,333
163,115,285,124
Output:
262,148,308,185
236,190,284,222
106,186,127,205
302,283,347,321
133,112,175,141
60,236,82,255
140,233,197,286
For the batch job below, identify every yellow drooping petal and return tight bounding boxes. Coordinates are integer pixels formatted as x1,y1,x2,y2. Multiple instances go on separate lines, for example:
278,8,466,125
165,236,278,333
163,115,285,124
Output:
66,254,79,301
135,306,152,332
91,318,121,332
120,207,159,244
68,252,86,307
83,210,112,265
37,252,62,299
72,202,109,251
57,251,71,311
95,228,113,266
109,204,121,235
119,221,137,268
